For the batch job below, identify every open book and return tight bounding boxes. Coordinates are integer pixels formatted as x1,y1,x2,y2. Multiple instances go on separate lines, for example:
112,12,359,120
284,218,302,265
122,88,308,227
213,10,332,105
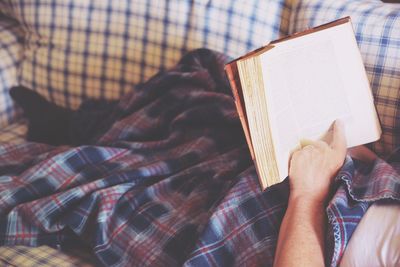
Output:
225,17,381,190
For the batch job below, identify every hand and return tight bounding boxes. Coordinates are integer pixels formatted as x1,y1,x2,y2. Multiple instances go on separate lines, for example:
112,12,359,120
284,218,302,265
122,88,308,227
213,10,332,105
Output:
288,120,347,204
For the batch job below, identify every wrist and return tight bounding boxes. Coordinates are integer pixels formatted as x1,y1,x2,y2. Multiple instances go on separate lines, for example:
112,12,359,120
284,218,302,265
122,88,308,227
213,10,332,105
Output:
288,195,326,210
289,183,331,205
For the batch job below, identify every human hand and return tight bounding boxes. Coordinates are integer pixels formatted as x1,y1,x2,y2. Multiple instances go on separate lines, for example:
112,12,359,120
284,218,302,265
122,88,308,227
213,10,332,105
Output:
288,120,347,204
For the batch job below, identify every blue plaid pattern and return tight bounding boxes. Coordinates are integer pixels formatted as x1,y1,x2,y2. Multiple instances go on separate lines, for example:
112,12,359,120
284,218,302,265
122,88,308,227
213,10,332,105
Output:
326,156,400,266
288,0,400,158
0,16,24,127
0,49,398,267
0,0,286,116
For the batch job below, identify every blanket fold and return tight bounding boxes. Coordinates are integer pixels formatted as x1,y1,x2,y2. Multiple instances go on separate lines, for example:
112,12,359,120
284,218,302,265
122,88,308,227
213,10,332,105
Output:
0,48,399,267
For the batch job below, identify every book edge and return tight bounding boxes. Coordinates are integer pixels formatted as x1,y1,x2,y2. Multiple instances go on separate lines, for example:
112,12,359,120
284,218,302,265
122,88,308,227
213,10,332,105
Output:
237,56,281,190
225,62,256,160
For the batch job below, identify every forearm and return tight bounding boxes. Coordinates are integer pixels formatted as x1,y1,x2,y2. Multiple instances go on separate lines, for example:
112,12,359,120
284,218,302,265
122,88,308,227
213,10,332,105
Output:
274,197,326,267
273,120,345,266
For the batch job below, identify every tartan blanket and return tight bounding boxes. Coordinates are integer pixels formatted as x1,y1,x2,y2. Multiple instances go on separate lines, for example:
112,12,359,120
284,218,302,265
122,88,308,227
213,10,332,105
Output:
0,49,399,267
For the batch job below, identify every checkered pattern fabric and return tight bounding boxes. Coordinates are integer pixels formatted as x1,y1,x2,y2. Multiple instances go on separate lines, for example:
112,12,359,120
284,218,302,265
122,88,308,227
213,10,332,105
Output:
0,16,24,127
326,156,400,266
0,0,286,118
288,0,400,158
0,120,27,144
0,1,15,19
0,49,398,267
0,246,95,267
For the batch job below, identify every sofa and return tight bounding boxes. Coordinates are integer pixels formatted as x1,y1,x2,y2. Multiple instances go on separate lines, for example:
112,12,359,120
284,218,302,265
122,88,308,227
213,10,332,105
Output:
0,0,398,152
0,0,399,266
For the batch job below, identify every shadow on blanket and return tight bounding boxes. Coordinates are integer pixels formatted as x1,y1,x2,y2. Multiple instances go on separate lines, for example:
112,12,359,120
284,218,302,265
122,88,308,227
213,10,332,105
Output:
2,49,400,267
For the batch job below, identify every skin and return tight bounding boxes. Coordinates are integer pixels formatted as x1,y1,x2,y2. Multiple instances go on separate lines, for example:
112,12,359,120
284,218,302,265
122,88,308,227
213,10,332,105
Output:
273,120,347,267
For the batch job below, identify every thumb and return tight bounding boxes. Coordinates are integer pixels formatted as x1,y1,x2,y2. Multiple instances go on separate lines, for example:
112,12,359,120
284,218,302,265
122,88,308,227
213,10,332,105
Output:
330,120,347,154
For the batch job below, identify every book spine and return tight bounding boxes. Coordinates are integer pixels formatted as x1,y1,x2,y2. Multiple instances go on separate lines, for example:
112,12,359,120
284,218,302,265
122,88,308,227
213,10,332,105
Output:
225,62,256,160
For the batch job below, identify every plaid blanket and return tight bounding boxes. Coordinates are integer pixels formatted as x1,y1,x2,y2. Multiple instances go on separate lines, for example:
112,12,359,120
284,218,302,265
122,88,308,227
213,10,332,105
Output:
0,49,399,267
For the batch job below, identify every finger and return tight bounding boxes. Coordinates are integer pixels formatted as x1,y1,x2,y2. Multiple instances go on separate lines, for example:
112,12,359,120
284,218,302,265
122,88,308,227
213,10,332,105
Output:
299,138,314,148
300,139,328,150
288,149,299,171
302,144,315,150
330,119,347,154
310,140,329,149
320,123,334,144
301,138,329,150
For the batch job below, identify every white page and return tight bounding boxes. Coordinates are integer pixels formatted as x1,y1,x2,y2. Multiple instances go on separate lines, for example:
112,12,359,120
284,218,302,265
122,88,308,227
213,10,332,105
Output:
260,22,381,180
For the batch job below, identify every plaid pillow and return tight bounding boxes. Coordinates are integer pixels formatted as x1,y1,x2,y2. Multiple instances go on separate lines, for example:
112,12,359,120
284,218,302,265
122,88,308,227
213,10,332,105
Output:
289,0,400,157
0,17,24,127
2,0,287,111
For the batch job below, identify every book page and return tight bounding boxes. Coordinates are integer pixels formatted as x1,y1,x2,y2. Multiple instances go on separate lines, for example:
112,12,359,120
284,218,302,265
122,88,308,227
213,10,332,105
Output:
260,22,381,180
262,41,352,177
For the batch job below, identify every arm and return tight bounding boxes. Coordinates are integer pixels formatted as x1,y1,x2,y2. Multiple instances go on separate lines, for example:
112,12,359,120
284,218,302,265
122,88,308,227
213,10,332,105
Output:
274,197,326,266
274,120,347,267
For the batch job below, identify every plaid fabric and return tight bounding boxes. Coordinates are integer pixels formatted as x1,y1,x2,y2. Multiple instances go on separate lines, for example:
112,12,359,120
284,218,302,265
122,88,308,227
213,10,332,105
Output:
0,120,28,144
0,49,398,267
0,246,95,267
0,2,15,18
0,0,286,118
326,157,400,267
0,16,24,127
288,0,400,159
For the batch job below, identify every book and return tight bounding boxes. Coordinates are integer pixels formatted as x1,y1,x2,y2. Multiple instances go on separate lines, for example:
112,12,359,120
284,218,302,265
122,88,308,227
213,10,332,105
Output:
225,17,382,190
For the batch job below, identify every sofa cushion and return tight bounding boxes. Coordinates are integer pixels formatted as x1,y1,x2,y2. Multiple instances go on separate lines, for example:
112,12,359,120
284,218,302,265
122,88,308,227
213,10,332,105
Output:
289,0,400,157
0,17,25,127
2,0,288,110
0,245,97,267
0,120,27,144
